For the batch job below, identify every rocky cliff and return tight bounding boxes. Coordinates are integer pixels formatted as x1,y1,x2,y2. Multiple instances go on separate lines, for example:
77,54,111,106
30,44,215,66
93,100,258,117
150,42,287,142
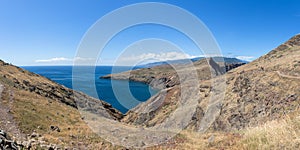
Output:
1,34,299,149
117,34,300,132
101,58,245,90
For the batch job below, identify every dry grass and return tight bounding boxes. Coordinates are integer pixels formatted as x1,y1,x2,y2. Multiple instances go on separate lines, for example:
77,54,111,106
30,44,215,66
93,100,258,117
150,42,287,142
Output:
10,88,117,149
0,61,124,149
1,36,299,149
174,131,241,150
150,113,300,150
239,115,300,149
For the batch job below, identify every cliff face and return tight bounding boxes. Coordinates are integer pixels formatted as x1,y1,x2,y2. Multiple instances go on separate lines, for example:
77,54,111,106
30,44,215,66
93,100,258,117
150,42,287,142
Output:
101,58,245,90
120,34,300,132
1,34,299,149
211,35,300,131
0,61,123,149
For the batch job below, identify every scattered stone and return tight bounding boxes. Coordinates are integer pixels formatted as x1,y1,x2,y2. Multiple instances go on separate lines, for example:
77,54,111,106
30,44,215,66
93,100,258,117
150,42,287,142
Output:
0,130,20,150
135,141,145,147
208,135,215,144
1,129,61,150
50,125,61,132
31,132,38,138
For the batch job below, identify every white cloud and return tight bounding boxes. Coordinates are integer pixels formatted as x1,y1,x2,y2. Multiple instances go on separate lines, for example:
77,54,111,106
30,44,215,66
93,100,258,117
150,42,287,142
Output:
74,57,94,61
136,52,193,61
116,52,196,65
114,52,229,66
35,57,72,63
35,57,95,63
236,56,255,61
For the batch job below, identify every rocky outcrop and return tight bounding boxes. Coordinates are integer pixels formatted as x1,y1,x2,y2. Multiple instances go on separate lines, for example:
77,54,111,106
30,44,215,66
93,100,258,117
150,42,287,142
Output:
0,130,18,150
208,58,226,75
282,33,300,47
0,129,62,150
197,35,300,131
1,34,299,149
225,63,246,72
101,58,244,90
119,35,300,132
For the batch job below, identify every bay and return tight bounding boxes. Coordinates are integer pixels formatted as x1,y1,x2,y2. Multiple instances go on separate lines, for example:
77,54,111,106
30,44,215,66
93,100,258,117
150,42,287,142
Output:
21,66,157,113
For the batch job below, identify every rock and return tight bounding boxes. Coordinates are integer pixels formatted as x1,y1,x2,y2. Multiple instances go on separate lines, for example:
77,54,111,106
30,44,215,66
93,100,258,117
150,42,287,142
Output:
26,140,32,149
225,63,246,72
208,135,215,144
135,141,145,147
50,125,61,132
48,145,55,150
38,136,45,141
31,132,38,138
0,130,20,150
0,130,10,140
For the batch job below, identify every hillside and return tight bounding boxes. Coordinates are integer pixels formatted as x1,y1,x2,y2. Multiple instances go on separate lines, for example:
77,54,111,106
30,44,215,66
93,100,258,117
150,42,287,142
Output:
107,34,300,134
211,34,300,131
101,57,245,90
1,34,299,149
0,61,123,149
137,57,246,68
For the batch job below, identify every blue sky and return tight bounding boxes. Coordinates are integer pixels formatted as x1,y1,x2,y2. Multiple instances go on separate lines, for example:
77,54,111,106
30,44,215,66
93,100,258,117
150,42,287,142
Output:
0,0,299,66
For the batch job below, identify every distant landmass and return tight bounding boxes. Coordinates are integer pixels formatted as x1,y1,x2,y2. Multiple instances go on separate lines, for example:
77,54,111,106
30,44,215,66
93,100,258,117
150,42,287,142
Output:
1,34,300,149
103,34,300,148
138,57,247,68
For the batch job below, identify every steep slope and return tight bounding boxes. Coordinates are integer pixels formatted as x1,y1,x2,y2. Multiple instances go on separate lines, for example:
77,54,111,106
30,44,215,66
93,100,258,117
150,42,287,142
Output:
102,59,212,89
0,61,123,149
211,34,300,131
1,34,299,149
118,34,300,132
137,57,246,68
101,57,245,90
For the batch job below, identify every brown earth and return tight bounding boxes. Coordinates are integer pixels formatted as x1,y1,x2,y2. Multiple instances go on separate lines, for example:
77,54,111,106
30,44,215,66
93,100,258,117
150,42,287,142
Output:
115,34,300,133
0,61,124,149
0,34,300,149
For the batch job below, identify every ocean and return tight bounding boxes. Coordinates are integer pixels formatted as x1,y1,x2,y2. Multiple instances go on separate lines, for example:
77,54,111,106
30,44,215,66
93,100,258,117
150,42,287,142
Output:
21,66,157,113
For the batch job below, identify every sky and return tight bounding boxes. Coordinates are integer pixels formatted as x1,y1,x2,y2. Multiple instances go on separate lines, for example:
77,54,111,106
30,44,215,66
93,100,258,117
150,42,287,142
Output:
0,0,299,66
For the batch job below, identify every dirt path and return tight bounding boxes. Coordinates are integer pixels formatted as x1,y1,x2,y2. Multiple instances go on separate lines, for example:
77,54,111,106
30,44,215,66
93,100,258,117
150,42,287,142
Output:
0,84,3,99
276,71,300,79
0,84,25,140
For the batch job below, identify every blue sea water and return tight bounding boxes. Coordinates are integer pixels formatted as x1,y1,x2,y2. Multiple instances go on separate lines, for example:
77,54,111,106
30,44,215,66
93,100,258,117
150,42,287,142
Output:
21,66,157,113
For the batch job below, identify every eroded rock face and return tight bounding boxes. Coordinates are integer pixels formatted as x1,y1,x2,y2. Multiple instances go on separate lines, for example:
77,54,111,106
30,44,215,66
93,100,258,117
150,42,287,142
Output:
122,87,180,126
285,34,300,47
101,58,244,90
120,35,300,132
120,59,224,129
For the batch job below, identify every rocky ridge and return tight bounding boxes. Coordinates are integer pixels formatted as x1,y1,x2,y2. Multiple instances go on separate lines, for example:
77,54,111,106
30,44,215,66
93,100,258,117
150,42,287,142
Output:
101,58,245,90
105,34,300,132
0,34,299,149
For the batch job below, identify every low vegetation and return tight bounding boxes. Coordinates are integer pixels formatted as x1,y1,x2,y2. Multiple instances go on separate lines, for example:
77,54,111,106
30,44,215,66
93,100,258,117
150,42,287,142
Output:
1,34,300,149
153,113,300,149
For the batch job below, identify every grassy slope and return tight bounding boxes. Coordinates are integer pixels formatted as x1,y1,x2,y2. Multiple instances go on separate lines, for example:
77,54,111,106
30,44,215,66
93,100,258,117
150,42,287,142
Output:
152,112,300,150
124,34,300,149
0,34,299,149
0,61,123,149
